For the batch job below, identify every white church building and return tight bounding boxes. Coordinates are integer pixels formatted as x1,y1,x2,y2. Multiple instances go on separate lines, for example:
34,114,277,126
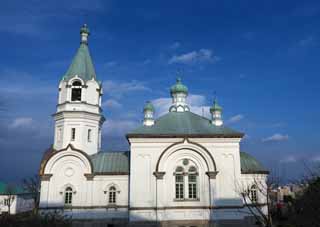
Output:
39,25,269,226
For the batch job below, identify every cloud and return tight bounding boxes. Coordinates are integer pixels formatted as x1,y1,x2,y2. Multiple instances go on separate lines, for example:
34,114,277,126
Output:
103,119,138,136
298,35,316,47
10,117,33,129
103,80,151,98
152,94,210,117
102,99,122,109
168,49,219,65
227,114,244,124
311,155,320,162
104,61,118,68
170,42,181,49
280,155,297,163
262,133,289,142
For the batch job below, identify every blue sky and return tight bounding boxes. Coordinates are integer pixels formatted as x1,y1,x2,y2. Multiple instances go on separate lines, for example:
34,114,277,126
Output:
0,0,320,183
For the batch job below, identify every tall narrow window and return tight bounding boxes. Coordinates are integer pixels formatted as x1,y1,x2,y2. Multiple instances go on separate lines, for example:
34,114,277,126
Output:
175,166,184,199
71,81,82,101
71,128,76,141
64,187,73,205
250,185,258,203
87,129,92,142
188,166,198,199
109,186,116,204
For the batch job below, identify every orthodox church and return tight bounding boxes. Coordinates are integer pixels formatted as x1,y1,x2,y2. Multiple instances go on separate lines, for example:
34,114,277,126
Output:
39,25,269,226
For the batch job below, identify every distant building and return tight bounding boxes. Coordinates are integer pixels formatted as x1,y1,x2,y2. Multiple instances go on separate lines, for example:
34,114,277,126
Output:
39,25,269,226
0,182,34,215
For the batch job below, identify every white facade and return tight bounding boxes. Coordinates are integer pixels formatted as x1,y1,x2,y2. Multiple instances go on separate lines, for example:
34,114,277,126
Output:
0,194,34,215
39,25,268,225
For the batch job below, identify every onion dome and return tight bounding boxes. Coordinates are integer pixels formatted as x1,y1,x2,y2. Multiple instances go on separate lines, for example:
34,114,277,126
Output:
210,98,222,113
80,24,90,35
143,101,155,112
170,78,188,95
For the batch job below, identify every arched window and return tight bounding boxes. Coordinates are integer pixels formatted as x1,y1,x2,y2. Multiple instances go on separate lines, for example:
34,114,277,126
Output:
249,185,258,203
64,187,73,205
71,80,82,101
188,166,198,199
109,186,116,204
175,166,184,199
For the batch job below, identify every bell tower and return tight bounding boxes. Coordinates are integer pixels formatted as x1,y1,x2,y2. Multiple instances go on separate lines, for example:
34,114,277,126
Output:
53,24,105,155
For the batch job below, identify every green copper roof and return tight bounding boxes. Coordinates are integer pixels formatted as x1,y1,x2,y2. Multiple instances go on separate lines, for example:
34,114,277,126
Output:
90,151,129,173
210,98,222,112
144,101,155,112
0,182,25,195
127,111,243,138
80,24,90,35
62,43,96,82
170,78,188,95
240,152,269,174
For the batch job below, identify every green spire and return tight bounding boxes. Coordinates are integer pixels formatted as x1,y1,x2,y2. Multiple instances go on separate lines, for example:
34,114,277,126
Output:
210,98,222,112
170,77,188,95
62,24,96,82
143,101,155,112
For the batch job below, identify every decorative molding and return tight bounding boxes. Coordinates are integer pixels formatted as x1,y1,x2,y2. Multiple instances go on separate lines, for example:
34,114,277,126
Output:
153,171,166,179
39,205,129,210
84,173,94,180
40,174,53,181
206,171,219,179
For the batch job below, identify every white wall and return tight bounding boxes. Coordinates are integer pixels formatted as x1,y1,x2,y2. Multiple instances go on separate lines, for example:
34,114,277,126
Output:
0,195,34,215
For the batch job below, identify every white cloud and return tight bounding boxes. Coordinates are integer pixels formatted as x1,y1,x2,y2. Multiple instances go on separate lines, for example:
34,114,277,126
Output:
298,35,315,47
10,117,33,128
311,155,320,162
262,133,289,142
227,114,244,124
280,155,297,163
104,61,118,68
103,119,138,136
152,94,210,117
102,99,122,109
170,42,181,49
168,49,219,65
103,80,150,98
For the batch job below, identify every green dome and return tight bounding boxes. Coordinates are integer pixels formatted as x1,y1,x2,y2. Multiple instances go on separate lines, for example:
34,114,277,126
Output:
80,24,90,34
143,101,155,112
240,152,269,174
210,98,222,112
170,78,188,95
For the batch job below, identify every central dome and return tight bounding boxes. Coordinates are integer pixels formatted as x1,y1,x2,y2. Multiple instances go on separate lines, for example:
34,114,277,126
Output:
170,78,188,95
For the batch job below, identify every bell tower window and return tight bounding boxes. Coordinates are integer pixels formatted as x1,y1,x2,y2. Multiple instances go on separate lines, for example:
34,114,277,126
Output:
71,80,82,101
71,128,76,141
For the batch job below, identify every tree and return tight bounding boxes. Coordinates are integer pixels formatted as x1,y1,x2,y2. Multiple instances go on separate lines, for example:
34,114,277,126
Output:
4,184,16,215
236,173,277,227
22,175,40,214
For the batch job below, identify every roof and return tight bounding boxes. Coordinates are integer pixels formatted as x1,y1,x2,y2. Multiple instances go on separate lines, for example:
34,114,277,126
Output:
90,151,129,174
144,101,155,112
62,43,97,82
0,182,26,195
210,98,222,112
127,111,244,138
240,152,269,174
170,78,188,95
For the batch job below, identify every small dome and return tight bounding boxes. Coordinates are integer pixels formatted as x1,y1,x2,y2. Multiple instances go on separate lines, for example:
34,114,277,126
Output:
210,98,222,112
170,78,188,95
143,101,155,112
80,24,90,34
240,152,269,174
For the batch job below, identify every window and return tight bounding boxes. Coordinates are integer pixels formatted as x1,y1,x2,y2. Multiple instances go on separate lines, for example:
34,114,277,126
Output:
175,166,184,199
64,187,73,205
174,163,199,200
250,185,258,203
87,129,92,142
71,128,76,141
71,81,82,101
57,127,62,142
188,166,198,199
4,198,10,206
109,186,116,204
